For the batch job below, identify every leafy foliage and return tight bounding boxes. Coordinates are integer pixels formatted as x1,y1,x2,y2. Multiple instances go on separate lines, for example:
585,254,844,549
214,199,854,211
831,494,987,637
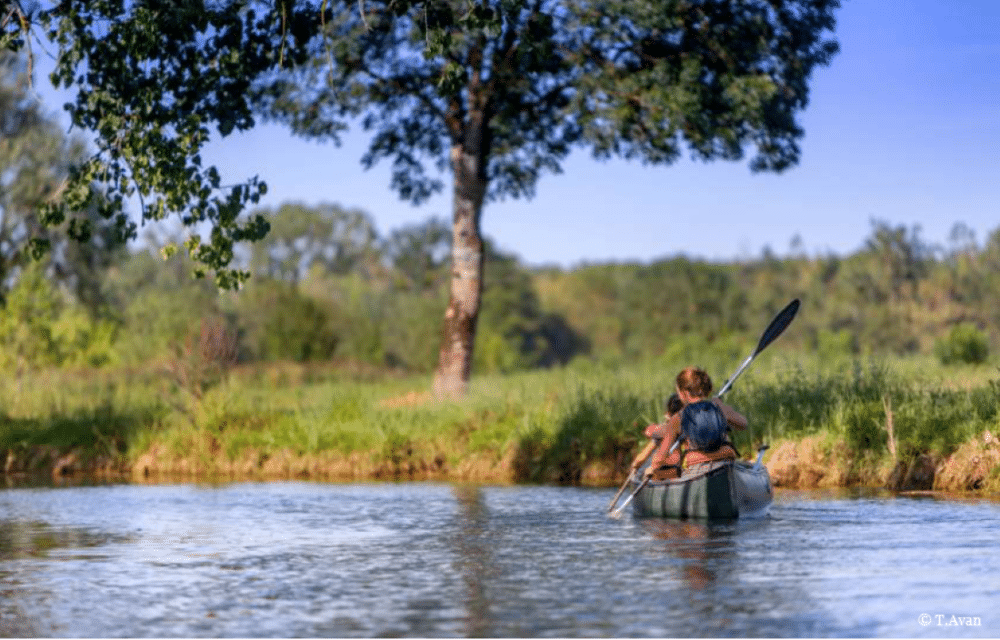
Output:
0,51,127,309
934,323,990,366
248,202,379,282
475,242,587,373
233,279,340,363
103,250,222,366
4,1,295,286
0,261,116,370
381,216,451,292
258,0,840,202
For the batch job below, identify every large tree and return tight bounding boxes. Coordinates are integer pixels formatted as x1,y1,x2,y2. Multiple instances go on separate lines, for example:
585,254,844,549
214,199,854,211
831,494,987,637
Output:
4,0,839,396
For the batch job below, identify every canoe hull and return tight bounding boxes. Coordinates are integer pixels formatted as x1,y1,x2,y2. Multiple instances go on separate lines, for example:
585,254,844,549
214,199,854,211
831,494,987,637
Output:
630,460,773,519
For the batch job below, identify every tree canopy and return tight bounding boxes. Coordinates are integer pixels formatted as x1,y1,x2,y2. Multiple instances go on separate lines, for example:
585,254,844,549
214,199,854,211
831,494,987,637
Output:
4,0,840,395
247,202,379,283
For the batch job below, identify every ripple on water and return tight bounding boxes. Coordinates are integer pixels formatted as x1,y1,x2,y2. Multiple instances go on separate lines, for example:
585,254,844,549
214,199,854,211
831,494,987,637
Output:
0,482,999,637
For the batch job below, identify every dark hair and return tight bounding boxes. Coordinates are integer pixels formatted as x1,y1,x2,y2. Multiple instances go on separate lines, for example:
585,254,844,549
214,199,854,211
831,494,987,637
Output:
665,392,683,417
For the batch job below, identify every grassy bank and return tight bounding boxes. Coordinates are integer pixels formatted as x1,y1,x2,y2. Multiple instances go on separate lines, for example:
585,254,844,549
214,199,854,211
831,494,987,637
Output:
2,354,999,492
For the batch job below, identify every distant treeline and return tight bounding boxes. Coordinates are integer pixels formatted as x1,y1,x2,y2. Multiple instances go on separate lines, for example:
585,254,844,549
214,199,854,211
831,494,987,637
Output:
535,218,999,368
1,198,997,376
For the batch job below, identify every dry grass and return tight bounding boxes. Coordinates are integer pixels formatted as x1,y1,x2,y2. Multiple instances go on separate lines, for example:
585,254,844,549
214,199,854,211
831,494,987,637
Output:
766,436,854,489
935,432,1000,492
766,431,1000,494
129,435,521,484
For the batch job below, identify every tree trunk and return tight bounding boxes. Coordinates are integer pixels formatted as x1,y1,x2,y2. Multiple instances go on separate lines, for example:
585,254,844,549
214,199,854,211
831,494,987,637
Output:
432,142,488,398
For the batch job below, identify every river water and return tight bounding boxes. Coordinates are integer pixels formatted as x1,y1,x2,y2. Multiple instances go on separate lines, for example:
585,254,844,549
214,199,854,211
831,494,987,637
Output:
1,479,997,638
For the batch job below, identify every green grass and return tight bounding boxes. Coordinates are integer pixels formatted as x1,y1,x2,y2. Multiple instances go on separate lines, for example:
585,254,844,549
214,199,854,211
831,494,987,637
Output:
0,368,170,469
733,355,999,456
2,353,999,483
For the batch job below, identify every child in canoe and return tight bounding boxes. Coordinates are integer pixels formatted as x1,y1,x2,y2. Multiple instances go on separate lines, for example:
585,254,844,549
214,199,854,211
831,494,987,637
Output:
628,392,684,478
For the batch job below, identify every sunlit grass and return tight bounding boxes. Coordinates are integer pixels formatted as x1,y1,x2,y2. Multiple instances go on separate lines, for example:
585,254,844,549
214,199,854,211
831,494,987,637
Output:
2,352,998,483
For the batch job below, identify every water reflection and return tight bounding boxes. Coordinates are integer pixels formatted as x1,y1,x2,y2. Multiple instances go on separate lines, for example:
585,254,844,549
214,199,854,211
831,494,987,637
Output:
641,519,726,590
0,519,129,636
634,516,847,637
0,597,37,638
451,485,494,636
0,519,124,561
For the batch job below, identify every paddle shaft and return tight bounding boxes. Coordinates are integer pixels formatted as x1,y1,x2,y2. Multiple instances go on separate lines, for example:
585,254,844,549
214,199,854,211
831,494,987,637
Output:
610,475,650,518
716,298,800,398
606,475,632,512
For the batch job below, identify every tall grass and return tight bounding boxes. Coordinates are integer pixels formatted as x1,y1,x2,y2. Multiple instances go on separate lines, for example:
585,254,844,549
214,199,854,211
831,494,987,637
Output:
731,357,999,457
2,354,998,483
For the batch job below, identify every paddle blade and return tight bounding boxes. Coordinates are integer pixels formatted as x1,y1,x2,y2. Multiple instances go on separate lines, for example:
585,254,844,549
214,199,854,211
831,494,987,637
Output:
753,298,800,357
716,299,800,398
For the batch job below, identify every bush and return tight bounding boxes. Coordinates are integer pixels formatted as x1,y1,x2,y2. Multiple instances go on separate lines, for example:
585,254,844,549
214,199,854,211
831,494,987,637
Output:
234,280,340,362
0,263,118,370
113,285,220,366
841,400,886,452
934,323,989,365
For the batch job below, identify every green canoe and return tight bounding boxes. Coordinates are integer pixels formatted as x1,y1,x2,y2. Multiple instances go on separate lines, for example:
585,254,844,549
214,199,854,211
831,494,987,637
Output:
629,457,773,519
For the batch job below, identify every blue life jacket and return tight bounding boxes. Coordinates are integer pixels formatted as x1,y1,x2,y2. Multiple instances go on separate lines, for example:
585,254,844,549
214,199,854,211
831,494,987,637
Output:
680,401,728,452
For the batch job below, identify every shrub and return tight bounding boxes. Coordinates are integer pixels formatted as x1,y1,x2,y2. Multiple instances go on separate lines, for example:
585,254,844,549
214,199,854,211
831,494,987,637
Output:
841,400,886,452
816,328,857,359
234,280,340,362
934,323,989,365
0,263,118,370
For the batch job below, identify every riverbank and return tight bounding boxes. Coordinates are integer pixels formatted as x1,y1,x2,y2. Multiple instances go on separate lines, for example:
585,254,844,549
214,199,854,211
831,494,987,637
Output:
765,433,1000,492
5,428,1000,495
3,357,1000,493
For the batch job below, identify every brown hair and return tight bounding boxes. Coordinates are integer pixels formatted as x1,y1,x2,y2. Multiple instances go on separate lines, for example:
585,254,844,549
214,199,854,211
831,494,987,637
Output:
676,367,713,398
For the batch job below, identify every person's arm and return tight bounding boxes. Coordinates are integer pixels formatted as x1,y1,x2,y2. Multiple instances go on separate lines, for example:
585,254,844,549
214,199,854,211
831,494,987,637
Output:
629,439,657,472
644,416,681,476
714,399,748,431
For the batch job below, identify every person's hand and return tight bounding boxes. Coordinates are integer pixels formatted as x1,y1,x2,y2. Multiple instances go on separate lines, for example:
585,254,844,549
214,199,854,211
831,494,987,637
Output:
642,465,654,480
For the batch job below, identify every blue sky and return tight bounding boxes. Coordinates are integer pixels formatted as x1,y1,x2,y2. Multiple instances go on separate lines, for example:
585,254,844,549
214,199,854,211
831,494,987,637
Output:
34,0,1000,268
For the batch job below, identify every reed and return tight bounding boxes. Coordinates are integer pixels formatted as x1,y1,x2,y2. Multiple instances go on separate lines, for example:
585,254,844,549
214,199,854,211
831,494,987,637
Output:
2,355,998,487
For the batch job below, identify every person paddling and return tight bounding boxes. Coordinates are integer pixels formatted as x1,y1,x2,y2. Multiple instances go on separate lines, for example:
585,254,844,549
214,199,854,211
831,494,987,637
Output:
628,393,684,477
643,366,748,480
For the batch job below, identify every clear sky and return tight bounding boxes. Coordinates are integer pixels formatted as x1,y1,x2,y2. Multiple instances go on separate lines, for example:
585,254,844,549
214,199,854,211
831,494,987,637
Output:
33,0,1000,268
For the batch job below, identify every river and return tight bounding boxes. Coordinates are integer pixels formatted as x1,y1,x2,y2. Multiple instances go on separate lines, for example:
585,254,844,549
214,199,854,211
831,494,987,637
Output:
1,479,997,637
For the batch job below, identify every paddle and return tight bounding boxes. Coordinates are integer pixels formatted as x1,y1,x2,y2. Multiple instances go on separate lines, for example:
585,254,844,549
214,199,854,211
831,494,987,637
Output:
607,475,632,513
609,475,650,519
716,298,801,398
665,298,801,457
